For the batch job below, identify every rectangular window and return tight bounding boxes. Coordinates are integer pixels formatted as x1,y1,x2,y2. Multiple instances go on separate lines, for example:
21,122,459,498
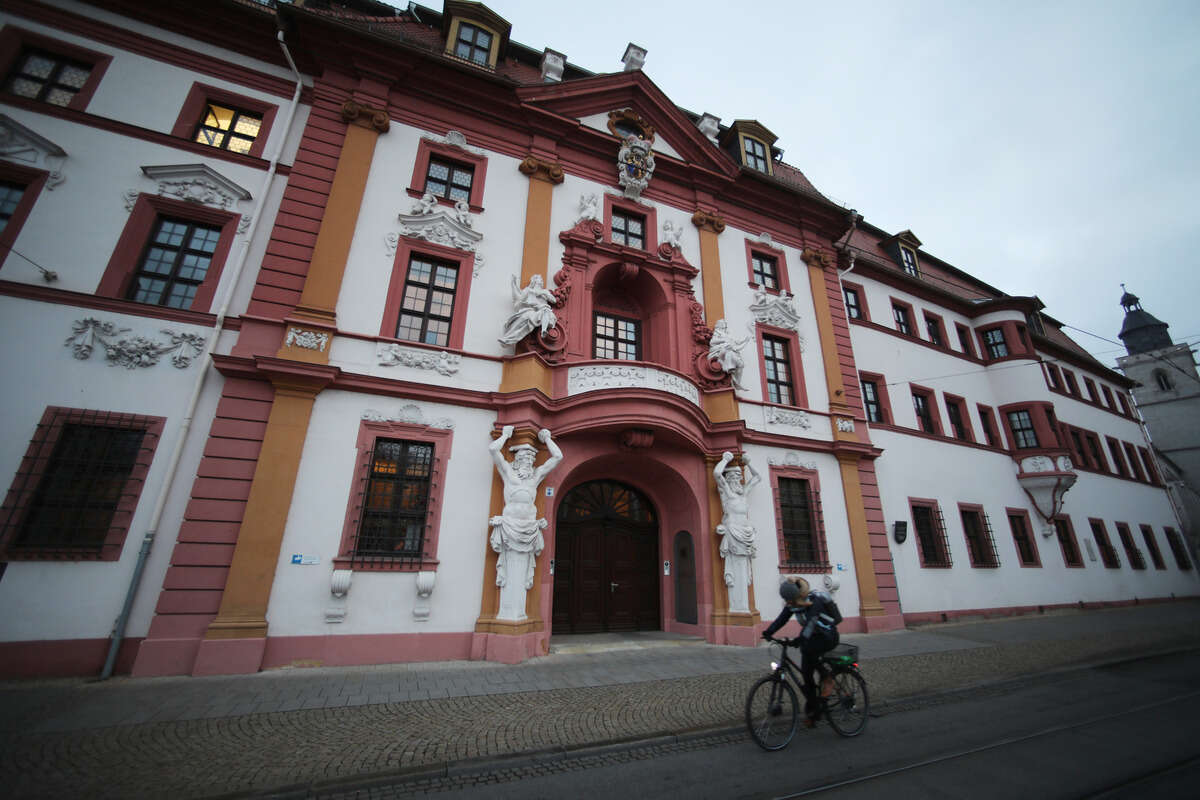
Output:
454,22,493,65
1123,443,1146,482
777,477,827,568
355,438,433,558
1115,523,1146,570
611,210,645,249
1062,370,1079,396
899,246,919,276
1083,378,1098,403
1140,525,1165,570
193,102,263,155
924,314,945,346
1007,410,1039,449
956,324,976,357
983,328,1008,359
751,252,778,291
892,303,912,335
1045,363,1062,390
1138,448,1160,484
911,501,952,567
1090,520,1121,569
945,397,972,442
977,405,999,447
0,408,164,561
843,286,862,319
1054,517,1083,567
1101,386,1115,409
1069,429,1087,466
961,506,999,567
762,335,795,405
0,180,26,234
594,312,640,360
743,137,769,172
912,391,936,434
1106,438,1129,477
395,255,458,346
423,157,474,202
2,47,92,107
1086,434,1107,472
1164,527,1192,570
1118,393,1133,417
126,216,223,309
1008,510,1040,566
861,378,885,423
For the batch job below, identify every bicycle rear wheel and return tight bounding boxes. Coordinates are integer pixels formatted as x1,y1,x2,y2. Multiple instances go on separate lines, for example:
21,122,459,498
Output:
825,668,869,737
745,674,799,750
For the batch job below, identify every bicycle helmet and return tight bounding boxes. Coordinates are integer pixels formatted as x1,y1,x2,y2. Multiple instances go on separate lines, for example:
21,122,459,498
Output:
779,580,804,602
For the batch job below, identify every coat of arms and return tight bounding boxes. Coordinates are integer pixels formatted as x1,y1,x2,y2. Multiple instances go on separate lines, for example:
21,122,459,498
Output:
617,134,655,200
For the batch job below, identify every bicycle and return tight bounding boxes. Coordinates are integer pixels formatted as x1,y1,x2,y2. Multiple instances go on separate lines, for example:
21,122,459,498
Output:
745,638,869,749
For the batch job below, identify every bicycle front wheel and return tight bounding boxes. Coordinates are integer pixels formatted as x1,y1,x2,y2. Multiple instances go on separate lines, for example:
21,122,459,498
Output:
745,674,799,750
825,668,869,737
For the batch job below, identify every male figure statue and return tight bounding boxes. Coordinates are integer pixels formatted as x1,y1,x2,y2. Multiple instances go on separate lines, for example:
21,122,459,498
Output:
714,450,762,613
489,425,564,620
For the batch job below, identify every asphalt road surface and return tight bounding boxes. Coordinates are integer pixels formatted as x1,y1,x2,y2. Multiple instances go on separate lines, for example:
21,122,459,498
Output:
313,648,1200,799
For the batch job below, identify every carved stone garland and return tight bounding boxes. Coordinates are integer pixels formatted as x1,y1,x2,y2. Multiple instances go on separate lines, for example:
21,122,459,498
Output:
65,318,206,369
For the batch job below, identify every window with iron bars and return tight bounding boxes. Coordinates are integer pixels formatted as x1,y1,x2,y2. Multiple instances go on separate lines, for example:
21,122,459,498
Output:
351,438,433,563
960,507,999,567
1140,524,1165,569
1115,523,1146,570
1090,520,1121,569
1055,517,1083,567
1164,527,1191,570
775,477,828,570
912,501,952,567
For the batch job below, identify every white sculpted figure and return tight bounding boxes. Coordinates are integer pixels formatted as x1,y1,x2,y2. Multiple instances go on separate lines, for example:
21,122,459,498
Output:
489,426,564,620
411,192,437,215
714,451,762,613
498,274,558,346
661,219,682,250
707,319,753,391
578,192,600,222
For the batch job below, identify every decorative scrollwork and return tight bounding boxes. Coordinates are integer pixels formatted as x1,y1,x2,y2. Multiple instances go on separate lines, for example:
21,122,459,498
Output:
65,318,205,369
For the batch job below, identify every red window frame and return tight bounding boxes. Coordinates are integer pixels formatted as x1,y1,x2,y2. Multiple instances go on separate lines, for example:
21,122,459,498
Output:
770,465,829,572
407,136,488,212
1082,377,1099,404
0,161,49,273
859,371,893,424
1085,432,1108,473
977,404,1000,448
1115,522,1146,570
380,237,476,350
890,298,915,336
1053,515,1084,568
170,82,280,160
1061,369,1079,396
0,26,112,112
910,384,943,436
1123,442,1146,482
955,323,976,358
909,497,952,568
1089,518,1121,569
1006,507,1041,567
1101,385,1116,409
1139,525,1165,570
744,238,791,294
757,326,808,408
96,193,239,314
981,327,1009,360
334,418,453,572
1137,447,1160,485
958,503,999,568
943,394,974,442
842,280,869,321
1117,393,1133,418
0,407,165,562
603,194,657,252
923,311,947,348
1105,437,1129,477
1044,362,1062,391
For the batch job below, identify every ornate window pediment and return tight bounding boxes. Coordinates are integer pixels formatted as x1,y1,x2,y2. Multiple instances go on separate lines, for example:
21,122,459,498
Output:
0,113,67,188
125,163,253,232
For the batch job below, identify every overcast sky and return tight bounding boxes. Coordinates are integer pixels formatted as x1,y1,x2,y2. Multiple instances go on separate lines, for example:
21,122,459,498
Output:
433,1,1200,366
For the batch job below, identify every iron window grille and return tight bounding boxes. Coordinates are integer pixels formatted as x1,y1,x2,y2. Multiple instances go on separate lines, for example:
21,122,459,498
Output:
983,328,1008,359
423,157,474,202
743,137,769,172
861,379,884,423
395,255,458,346
2,48,91,107
776,477,829,571
892,304,911,335
912,392,935,434
0,180,27,233
1090,521,1121,569
611,210,645,249
454,22,493,66
1140,525,1165,569
127,216,222,309
350,438,434,565
1054,518,1083,567
913,502,952,567
594,312,640,360
1164,527,1192,570
751,253,778,290
1008,513,1039,566
0,409,159,560
961,508,999,567
844,287,861,319
1006,410,1039,449
1115,523,1146,570
762,335,795,405
193,102,263,155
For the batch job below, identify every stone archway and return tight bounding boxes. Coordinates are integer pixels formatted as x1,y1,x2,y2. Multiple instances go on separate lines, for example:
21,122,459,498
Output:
551,480,660,633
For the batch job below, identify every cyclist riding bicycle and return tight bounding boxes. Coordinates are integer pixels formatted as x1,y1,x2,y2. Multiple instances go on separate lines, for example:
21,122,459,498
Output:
761,577,843,727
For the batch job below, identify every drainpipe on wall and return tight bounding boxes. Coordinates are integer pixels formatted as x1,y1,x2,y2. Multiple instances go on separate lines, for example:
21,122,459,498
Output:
99,30,306,680
833,208,860,278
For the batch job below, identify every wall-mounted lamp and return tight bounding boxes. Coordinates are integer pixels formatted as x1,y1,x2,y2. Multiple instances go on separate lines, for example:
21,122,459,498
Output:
893,521,908,544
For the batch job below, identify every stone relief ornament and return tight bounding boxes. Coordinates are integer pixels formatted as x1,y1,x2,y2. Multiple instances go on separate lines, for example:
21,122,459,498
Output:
756,231,775,247
578,192,600,222
132,164,253,233
65,318,205,369
707,319,753,391
0,114,67,189
661,220,683,251
765,406,813,430
489,427,564,621
835,417,856,433
768,453,820,470
714,452,762,614
617,134,655,200
749,284,803,334
421,129,485,156
361,404,455,429
413,570,436,621
394,197,483,260
376,343,461,375
285,327,329,352
567,364,700,405
498,274,558,347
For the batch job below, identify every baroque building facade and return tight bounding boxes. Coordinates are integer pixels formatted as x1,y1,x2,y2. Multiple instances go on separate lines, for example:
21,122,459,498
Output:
0,0,1193,678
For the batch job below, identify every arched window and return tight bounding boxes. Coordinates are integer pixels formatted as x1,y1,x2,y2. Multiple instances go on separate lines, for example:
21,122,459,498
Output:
1154,370,1174,391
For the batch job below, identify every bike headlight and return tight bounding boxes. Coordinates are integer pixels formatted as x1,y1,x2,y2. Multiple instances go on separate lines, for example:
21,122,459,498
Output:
770,661,779,671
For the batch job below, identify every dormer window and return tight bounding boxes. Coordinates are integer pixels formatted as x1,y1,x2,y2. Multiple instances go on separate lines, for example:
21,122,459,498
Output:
899,246,919,277
722,120,778,176
454,22,492,66
743,137,769,172
442,3,511,71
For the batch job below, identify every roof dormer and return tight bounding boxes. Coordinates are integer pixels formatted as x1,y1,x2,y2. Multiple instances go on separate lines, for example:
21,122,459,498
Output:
720,120,779,175
881,229,923,278
442,1,511,70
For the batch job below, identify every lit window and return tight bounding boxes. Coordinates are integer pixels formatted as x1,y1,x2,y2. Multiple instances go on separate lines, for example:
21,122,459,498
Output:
983,328,1008,359
762,335,795,405
424,158,474,202
2,48,91,107
0,180,26,234
751,252,778,291
395,255,458,346
454,22,493,66
1007,410,1039,449
193,103,263,155
611,210,645,249
594,313,640,360
743,137,769,171
892,304,912,335
961,508,998,567
861,379,884,423
912,502,951,567
355,439,433,558
127,217,222,309
899,246,919,276
844,287,861,319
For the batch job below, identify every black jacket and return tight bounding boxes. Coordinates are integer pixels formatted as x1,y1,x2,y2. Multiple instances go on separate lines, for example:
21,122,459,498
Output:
763,590,843,641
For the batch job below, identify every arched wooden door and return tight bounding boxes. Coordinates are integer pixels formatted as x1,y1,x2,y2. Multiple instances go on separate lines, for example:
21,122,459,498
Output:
552,480,660,634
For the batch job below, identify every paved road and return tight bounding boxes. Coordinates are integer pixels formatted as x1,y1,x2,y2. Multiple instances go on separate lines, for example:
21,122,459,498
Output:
1,601,1199,799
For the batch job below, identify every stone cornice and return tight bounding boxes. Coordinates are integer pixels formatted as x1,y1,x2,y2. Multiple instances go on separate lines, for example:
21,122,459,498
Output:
518,156,565,184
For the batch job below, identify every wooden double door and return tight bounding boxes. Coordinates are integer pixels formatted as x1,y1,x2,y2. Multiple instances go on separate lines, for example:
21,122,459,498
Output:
552,481,660,634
